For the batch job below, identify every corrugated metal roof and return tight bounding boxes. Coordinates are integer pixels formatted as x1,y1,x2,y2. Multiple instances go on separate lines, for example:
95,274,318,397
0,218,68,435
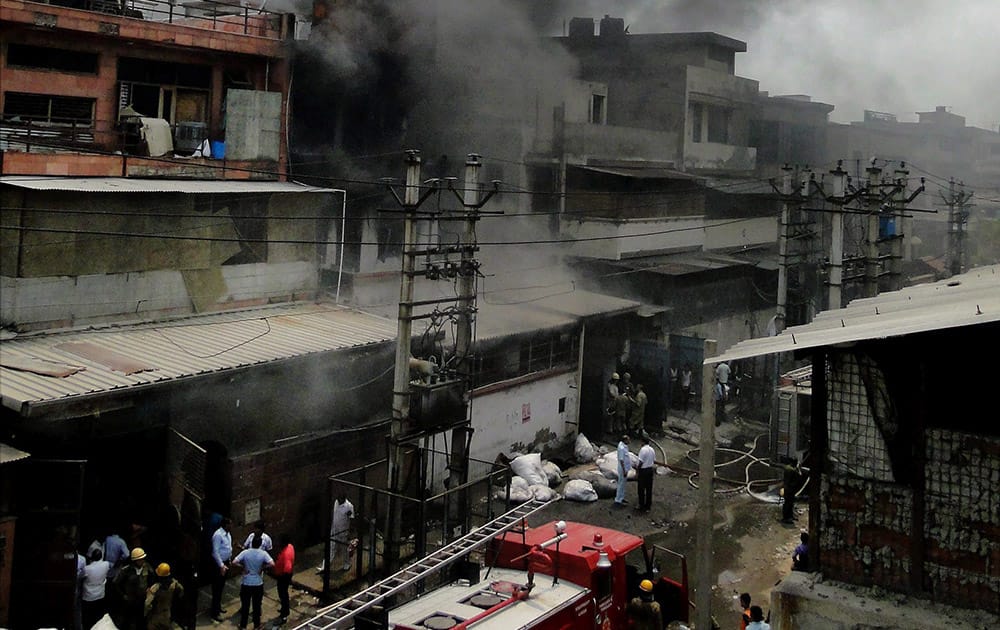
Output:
0,176,336,194
0,443,31,465
476,289,640,341
0,303,397,416
707,264,1000,365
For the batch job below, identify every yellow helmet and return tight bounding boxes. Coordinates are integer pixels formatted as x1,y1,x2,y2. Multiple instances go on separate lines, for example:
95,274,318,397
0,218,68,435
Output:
130,548,146,561
155,563,171,577
639,579,654,593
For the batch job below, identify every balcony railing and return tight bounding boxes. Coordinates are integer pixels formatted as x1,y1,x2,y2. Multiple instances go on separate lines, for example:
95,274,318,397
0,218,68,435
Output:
0,115,210,156
34,0,284,39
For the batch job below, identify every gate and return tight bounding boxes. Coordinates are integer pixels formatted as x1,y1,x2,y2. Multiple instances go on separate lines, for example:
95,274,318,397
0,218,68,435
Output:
9,458,85,629
165,428,207,627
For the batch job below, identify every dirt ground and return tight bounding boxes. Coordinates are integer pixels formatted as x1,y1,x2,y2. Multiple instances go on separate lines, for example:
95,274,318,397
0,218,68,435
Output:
537,409,804,628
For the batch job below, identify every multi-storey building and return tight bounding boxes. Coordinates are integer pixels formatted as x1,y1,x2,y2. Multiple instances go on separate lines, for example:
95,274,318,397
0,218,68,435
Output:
0,1,377,625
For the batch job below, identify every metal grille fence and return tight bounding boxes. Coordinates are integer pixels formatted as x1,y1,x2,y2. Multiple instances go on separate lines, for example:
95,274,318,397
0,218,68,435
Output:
826,352,894,481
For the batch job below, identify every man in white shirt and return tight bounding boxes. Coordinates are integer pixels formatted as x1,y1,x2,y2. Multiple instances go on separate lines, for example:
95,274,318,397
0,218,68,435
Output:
615,435,632,507
81,549,111,630
241,520,273,552
319,494,355,572
715,361,731,386
636,436,656,512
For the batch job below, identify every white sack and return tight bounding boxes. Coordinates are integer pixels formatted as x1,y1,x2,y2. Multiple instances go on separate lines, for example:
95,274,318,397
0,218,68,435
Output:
494,475,533,503
542,461,562,487
510,453,547,486
574,433,597,463
596,452,637,481
563,479,599,502
529,484,560,502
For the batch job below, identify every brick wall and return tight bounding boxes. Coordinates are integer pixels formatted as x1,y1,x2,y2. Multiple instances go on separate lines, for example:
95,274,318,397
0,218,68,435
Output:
820,476,913,593
923,429,1000,611
819,429,1000,613
228,425,387,548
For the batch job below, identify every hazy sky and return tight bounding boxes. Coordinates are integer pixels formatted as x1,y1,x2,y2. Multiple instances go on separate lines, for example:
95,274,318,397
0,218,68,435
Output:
540,0,1000,130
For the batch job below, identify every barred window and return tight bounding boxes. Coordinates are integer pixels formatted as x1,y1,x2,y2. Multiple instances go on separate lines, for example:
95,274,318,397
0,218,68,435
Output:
2,92,95,126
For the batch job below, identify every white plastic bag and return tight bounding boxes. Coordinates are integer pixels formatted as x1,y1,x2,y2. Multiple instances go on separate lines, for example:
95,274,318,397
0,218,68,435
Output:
494,475,533,503
510,453,547,486
542,461,562,487
570,469,619,499
597,452,637,480
529,484,559,502
574,433,597,463
563,479,599,502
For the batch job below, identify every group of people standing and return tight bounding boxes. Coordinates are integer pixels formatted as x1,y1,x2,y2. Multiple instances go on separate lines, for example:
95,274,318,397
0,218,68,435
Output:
605,372,648,436
209,518,296,629
76,529,185,630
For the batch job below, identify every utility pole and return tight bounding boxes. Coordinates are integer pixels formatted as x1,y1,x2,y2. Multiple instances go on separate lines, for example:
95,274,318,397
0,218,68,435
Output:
889,163,909,291
775,164,794,334
826,162,850,310
387,150,428,572
380,150,500,571
864,160,883,298
695,340,718,630
445,154,487,535
943,178,974,276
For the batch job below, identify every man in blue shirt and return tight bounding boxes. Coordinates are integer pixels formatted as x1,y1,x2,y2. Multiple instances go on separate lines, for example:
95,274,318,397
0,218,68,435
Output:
232,535,274,630
615,435,632,507
210,517,233,621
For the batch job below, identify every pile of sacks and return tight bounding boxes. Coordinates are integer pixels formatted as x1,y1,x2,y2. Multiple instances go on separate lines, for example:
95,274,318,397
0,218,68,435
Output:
563,433,641,502
495,453,563,503
492,433,643,505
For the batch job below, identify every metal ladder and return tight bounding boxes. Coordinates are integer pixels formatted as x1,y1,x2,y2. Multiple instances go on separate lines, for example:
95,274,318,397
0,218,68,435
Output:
295,498,555,630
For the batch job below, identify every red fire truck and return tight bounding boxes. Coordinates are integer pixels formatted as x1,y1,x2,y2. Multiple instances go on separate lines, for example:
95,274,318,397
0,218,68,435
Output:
295,498,689,630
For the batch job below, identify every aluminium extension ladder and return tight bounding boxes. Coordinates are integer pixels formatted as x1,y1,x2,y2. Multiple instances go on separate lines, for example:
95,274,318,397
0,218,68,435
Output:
294,497,556,630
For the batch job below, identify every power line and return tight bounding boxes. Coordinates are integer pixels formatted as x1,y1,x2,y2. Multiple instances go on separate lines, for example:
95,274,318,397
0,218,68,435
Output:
0,214,773,247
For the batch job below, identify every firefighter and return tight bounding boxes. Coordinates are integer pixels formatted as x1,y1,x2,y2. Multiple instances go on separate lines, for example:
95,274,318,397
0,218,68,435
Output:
626,579,663,630
145,563,184,630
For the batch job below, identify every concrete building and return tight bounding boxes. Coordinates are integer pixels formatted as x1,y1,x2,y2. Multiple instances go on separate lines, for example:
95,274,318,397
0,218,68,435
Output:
752,93,835,178
0,0,368,625
518,17,785,420
711,264,1000,626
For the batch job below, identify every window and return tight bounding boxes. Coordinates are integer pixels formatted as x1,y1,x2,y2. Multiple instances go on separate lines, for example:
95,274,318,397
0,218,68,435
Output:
6,44,98,74
690,103,704,143
591,94,606,124
473,331,579,388
691,102,731,144
117,58,211,88
558,397,567,413
707,106,730,144
2,92,94,125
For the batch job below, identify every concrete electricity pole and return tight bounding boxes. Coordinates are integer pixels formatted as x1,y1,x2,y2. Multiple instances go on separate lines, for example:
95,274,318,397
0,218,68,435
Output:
387,150,435,571
825,162,851,310
695,340,718,630
863,160,884,298
775,165,795,334
943,178,974,276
